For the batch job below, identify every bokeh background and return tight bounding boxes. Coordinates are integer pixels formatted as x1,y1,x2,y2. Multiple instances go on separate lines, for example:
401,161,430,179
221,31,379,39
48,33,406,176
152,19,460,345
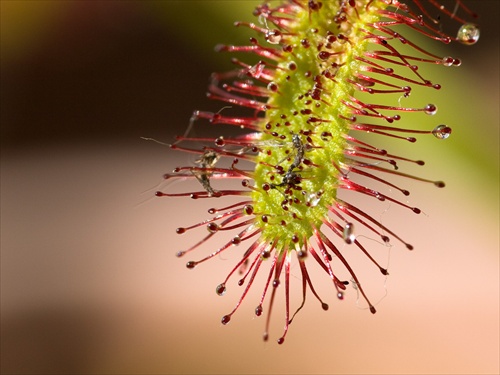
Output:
1,1,498,374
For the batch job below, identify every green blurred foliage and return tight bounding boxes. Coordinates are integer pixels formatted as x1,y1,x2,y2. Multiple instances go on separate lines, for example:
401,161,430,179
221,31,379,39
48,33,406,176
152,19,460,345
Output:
151,1,261,49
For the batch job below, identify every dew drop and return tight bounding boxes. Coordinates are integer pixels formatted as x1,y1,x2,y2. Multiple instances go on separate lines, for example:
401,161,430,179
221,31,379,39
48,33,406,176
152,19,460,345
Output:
424,104,437,115
457,24,480,45
221,315,231,325
277,337,285,345
216,283,226,296
432,124,452,139
176,227,186,234
321,303,329,311
232,236,241,245
337,292,344,300
186,261,196,269
434,181,445,188
273,279,280,288
369,306,377,314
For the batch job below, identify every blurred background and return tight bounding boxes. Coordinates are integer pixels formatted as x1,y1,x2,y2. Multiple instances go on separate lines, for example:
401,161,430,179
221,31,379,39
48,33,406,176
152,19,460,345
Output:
1,1,498,374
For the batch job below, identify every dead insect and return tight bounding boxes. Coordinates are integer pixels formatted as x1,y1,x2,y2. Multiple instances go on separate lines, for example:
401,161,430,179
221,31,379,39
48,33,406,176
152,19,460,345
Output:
270,134,306,192
192,150,220,196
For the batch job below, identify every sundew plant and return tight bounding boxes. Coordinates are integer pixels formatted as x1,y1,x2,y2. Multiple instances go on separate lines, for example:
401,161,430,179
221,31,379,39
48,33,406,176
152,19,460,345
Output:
156,0,479,344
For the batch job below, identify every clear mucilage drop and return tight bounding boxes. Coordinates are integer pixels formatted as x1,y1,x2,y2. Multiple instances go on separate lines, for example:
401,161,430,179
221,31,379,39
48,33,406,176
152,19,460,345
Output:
457,23,480,45
432,125,452,140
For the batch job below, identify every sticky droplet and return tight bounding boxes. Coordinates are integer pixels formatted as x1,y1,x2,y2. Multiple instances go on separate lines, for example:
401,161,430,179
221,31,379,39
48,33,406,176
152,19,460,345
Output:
255,305,263,316
216,283,226,296
432,125,452,139
424,104,437,115
457,24,480,45
442,56,454,67
267,82,278,92
215,136,225,147
343,222,355,244
207,222,219,233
